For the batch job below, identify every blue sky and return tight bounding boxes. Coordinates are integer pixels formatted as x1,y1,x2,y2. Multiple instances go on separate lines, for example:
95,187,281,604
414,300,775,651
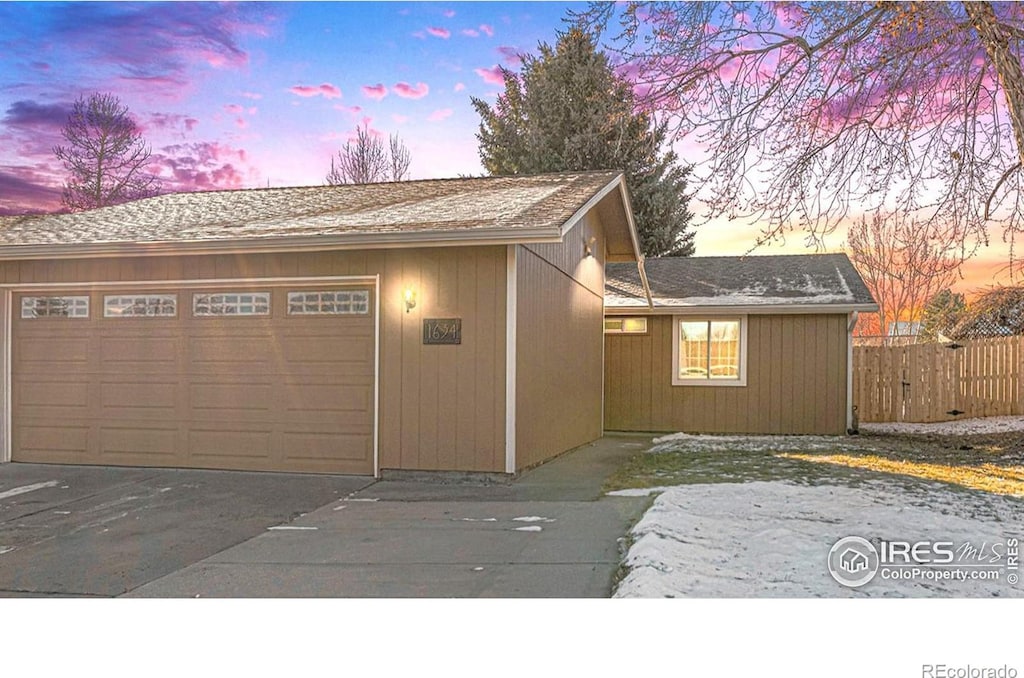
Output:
0,1,576,212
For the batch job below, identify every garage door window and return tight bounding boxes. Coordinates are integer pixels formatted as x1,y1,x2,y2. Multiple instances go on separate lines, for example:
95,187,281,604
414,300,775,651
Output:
21,295,90,319
104,294,177,318
287,290,369,315
193,292,270,316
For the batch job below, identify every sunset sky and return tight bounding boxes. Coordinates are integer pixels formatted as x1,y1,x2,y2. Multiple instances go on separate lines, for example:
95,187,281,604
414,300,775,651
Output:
0,1,1014,293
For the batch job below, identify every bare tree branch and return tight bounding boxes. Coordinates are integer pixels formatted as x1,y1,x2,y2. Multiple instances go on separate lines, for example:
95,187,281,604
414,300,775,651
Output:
325,125,412,184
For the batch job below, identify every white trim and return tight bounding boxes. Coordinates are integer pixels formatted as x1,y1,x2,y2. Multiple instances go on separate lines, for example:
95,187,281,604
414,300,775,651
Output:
558,175,625,238
0,229,571,262
2,274,380,475
373,274,381,478
606,303,879,316
847,311,858,433
0,275,377,290
505,245,517,474
603,317,649,334
671,315,748,387
1,290,10,463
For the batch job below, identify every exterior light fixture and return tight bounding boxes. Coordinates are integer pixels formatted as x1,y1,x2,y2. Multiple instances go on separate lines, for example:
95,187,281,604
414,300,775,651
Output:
585,236,597,257
403,287,417,313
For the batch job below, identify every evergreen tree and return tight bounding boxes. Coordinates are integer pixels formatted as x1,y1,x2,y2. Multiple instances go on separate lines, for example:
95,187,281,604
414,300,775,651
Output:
921,289,967,341
471,28,694,257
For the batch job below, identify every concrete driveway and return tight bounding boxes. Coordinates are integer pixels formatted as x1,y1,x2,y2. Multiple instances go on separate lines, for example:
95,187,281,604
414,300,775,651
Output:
0,436,650,597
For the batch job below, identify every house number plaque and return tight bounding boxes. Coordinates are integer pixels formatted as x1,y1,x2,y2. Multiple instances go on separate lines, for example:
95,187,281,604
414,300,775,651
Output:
423,318,461,345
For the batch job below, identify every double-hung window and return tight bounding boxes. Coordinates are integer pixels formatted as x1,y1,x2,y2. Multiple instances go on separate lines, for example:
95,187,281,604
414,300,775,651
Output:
672,316,747,386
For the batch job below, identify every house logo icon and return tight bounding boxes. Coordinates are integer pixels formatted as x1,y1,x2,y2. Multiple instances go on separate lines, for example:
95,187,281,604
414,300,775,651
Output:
828,536,880,587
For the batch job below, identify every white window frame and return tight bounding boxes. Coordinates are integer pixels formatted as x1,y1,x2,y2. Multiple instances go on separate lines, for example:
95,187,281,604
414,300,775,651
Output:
287,289,370,316
671,315,748,387
20,295,90,319
604,317,648,334
193,292,271,317
103,294,178,318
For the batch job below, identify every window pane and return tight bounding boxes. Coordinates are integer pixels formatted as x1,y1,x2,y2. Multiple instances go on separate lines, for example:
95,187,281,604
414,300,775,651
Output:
104,295,176,318
604,319,624,332
21,296,90,319
678,321,709,378
709,320,740,379
193,292,270,316
286,290,369,315
621,318,647,333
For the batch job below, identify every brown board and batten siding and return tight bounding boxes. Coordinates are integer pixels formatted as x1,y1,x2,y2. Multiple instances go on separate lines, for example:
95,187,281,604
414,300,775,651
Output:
0,246,507,474
514,212,606,470
604,314,849,435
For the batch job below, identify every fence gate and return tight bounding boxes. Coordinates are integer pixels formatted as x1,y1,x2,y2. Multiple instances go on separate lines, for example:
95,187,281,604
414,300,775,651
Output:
853,337,1023,423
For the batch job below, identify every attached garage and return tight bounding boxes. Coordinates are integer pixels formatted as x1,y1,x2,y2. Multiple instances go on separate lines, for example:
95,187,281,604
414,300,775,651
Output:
0,171,644,476
12,283,376,474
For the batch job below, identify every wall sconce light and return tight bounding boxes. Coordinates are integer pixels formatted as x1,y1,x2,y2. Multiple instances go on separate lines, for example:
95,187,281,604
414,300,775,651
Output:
403,287,417,313
584,236,597,258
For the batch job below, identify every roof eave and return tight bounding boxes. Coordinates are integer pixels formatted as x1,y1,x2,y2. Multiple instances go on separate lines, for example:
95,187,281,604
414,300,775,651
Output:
604,302,880,315
0,226,568,261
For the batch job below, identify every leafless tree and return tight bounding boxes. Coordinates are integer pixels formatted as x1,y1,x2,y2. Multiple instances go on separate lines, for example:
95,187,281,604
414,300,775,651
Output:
325,125,412,184
847,213,963,344
574,2,1024,267
53,92,160,211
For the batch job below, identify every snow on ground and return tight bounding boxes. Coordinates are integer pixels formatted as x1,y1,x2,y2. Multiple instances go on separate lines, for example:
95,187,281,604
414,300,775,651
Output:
614,480,1024,598
860,415,1024,435
649,432,868,453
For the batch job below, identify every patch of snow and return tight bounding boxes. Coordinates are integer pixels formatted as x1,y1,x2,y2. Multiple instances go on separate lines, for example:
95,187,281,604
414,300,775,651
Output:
455,517,498,522
648,432,861,454
53,511,71,515
267,526,319,531
343,497,380,502
861,415,1024,435
472,567,485,572
514,526,543,532
332,505,347,511
615,481,1024,598
0,480,59,501
0,546,14,555
158,487,173,493
606,487,674,497
512,516,555,523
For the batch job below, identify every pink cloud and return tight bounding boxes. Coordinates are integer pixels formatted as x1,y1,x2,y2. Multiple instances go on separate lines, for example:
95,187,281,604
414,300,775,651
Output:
496,46,522,65
334,104,363,117
361,84,388,100
480,24,494,37
428,108,453,122
289,83,342,99
461,28,479,37
153,141,258,192
427,26,451,39
224,103,244,114
443,9,456,18
393,82,429,99
392,114,410,124
235,117,247,129
240,91,263,100
454,82,466,92
474,65,506,85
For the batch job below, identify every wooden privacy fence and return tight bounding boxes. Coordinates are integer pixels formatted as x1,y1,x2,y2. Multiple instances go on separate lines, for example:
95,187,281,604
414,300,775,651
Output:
853,336,1024,423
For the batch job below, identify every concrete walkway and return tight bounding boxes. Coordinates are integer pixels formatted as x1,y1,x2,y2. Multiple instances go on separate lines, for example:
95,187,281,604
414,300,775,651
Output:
126,435,652,598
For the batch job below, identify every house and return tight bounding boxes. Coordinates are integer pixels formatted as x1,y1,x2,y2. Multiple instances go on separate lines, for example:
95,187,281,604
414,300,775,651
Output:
603,254,878,435
0,171,643,477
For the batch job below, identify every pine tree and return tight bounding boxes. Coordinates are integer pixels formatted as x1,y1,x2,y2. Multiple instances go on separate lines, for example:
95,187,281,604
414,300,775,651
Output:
921,289,967,341
471,28,694,257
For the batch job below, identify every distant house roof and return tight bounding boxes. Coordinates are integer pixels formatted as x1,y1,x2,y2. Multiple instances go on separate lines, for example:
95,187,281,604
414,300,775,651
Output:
888,321,922,336
606,253,878,313
0,171,641,262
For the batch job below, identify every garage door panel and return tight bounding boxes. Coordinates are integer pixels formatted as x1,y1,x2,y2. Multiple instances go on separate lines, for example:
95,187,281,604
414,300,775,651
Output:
17,380,90,408
190,383,274,410
99,427,178,457
18,338,90,364
99,382,179,409
13,285,376,475
282,432,372,462
187,429,273,460
16,425,90,459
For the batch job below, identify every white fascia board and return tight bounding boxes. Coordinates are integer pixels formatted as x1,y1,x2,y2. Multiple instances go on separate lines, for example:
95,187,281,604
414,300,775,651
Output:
604,303,880,315
558,174,625,238
0,227,567,262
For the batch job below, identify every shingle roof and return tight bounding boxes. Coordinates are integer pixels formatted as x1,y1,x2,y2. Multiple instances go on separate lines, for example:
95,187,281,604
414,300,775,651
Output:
0,171,623,255
607,253,877,309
